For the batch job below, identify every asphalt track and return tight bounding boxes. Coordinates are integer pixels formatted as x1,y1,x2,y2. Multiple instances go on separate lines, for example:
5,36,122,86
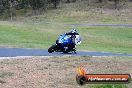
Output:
0,48,132,57
64,24,132,27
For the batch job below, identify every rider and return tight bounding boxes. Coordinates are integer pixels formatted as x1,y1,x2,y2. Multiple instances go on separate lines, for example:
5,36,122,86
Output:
66,29,80,49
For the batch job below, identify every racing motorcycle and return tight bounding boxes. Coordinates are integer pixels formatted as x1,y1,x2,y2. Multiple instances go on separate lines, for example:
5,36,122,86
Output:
48,29,81,53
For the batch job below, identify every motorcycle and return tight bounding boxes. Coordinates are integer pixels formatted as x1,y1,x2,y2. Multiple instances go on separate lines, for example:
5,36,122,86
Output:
48,30,81,53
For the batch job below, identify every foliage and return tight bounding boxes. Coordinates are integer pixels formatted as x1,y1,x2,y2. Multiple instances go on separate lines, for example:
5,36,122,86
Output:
0,0,61,18
0,0,131,18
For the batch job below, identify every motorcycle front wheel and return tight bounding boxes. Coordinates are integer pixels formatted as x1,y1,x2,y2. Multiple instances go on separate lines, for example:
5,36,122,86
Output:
48,44,57,53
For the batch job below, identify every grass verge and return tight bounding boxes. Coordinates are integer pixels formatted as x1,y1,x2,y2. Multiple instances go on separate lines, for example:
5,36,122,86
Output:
0,56,131,88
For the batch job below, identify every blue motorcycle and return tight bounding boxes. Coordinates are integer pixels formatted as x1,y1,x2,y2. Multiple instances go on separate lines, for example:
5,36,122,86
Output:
48,29,81,53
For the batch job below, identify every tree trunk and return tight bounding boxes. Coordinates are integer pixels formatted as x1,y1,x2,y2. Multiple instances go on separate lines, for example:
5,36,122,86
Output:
99,0,102,3
66,0,70,3
114,0,119,9
72,0,76,2
53,0,57,9
9,1,16,20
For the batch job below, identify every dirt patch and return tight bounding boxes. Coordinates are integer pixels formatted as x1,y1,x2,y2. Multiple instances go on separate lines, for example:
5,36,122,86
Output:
0,56,131,88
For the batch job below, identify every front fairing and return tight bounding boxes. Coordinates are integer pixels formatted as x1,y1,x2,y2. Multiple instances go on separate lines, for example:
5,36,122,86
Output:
57,33,72,45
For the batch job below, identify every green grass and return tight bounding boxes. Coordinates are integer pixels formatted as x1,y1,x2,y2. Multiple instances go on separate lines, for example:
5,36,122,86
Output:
77,27,132,54
88,84,127,88
0,22,58,49
0,21,132,54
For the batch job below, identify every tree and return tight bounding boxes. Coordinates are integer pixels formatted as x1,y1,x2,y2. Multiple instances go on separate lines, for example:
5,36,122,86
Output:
114,0,119,9
99,0,102,3
29,0,47,15
66,0,70,3
51,0,60,9
0,0,4,15
9,0,18,20
51,0,57,8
